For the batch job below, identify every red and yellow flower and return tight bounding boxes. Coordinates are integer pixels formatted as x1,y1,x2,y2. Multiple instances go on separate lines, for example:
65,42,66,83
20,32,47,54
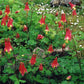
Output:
39,63,43,71
24,2,30,11
37,34,44,40
48,45,54,53
1,17,6,26
51,57,59,68
39,15,46,25
7,18,13,28
4,38,13,52
5,5,10,15
23,25,28,31
19,62,27,76
29,54,36,65
65,28,72,42
61,10,66,22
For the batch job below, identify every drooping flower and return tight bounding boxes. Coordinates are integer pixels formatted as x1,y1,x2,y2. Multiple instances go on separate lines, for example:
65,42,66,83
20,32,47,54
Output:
24,2,30,11
0,10,2,15
55,11,58,16
5,5,10,15
72,8,77,16
48,45,54,53
61,10,66,22
69,2,76,10
4,38,13,52
45,24,49,34
66,75,71,80
58,21,63,28
39,63,43,71
4,14,9,21
37,34,44,40
15,10,20,14
51,57,59,68
29,54,36,65
1,17,6,26
16,33,20,38
19,62,27,76
7,18,13,27
65,28,71,41
23,25,28,31
62,43,66,49
39,15,46,25
45,24,49,31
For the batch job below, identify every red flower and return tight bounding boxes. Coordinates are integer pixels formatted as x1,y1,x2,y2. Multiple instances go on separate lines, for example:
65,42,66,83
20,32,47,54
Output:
51,57,59,68
0,10,2,15
58,21,63,28
16,33,20,38
1,17,6,26
48,45,54,53
19,62,27,76
66,75,71,80
23,25,28,31
55,11,58,16
62,43,66,49
61,10,66,22
69,2,76,10
15,10,20,14
45,24,49,31
24,2,30,11
30,54,36,65
39,15,46,25
72,9,77,16
7,18,13,27
4,38,13,52
4,14,9,21
65,28,71,41
39,63,43,71
37,34,44,40
5,5,10,15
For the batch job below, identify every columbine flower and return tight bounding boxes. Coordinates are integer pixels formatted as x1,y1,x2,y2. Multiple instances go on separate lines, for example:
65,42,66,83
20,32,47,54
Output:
4,14,8,21
15,10,20,14
62,43,66,49
58,21,63,28
4,38,13,52
55,11,58,16
39,63,43,71
48,45,54,53
61,10,66,22
39,15,46,25
37,34,44,40
5,5,10,15
19,62,27,76
24,2,30,11
23,25,28,31
1,17,6,26
65,28,71,42
72,8,77,16
69,2,76,10
29,54,36,65
16,33,20,38
51,57,59,68
66,75,71,80
7,18,13,28
45,24,49,34
0,10,2,15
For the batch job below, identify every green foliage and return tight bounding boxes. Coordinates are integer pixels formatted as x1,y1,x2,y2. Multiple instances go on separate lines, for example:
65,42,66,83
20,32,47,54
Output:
0,0,84,84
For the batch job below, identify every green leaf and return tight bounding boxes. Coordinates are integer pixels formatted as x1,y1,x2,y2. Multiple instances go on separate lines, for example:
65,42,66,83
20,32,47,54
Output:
1,75,8,83
9,75,18,81
14,80,19,84
19,80,26,83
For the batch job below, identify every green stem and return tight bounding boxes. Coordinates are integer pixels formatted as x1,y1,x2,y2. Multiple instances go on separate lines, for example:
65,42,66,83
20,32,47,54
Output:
72,38,82,76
